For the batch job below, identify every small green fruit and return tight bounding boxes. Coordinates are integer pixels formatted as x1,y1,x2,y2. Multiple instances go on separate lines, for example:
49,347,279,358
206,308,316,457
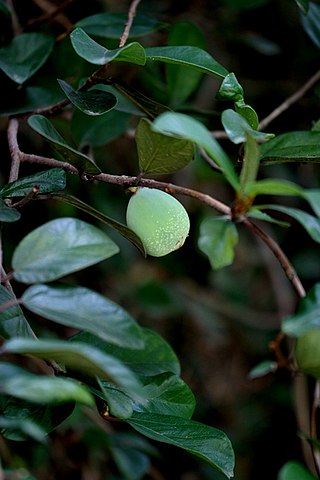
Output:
126,187,190,257
295,328,320,379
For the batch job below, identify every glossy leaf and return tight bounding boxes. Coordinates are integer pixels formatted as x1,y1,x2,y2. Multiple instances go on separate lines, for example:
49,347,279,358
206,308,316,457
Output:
145,46,228,78
278,461,317,479
76,12,168,38
12,217,120,283
58,79,117,115
282,283,320,337
22,284,144,348
260,130,320,165
127,412,235,478
300,2,320,49
70,28,146,65
1,338,143,396
198,217,239,269
136,117,194,174
221,109,273,144
0,168,66,198
0,362,94,406
0,197,20,222
0,33,54,84
51,193,145,255
217,72,244,101
153,112,239,190
27,115,101,175
70,328,181,377
0,285,35,339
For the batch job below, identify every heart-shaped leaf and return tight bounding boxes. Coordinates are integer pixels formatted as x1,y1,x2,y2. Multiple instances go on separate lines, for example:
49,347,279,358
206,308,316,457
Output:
27,115,101,174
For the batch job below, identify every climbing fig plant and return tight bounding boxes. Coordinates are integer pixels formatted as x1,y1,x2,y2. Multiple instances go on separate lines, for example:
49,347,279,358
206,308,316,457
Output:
1,0,320,479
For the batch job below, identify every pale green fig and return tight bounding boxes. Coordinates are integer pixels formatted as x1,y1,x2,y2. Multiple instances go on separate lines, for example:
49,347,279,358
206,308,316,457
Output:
126,187,190,257
295,328,320,379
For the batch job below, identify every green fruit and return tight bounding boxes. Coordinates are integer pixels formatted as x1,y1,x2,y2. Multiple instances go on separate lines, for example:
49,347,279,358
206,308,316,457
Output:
295,328,320,379
126,187,190,257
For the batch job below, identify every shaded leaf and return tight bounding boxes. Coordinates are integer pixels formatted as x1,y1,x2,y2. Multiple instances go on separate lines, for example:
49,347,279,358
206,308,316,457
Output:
22,284,144,349
198,217,239,269
58,79,117,115
0,168,66,198
27,115,101,175
278,461,317,480
260,130,320,164
97,380,134,419
12,217,119,283
127,412,235,478
282,283,320,336
0,33,54,84
145,46,228,78
70,28,146,65
0,415,47,443
136,117,194,174
76,12,168,38
153,112,239,190
52,193,146,255
300,2,320,49
0,284,35,339
0,197,20,222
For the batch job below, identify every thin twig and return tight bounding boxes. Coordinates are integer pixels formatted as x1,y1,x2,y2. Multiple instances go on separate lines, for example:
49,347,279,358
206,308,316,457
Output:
7,118,21,183
119,0,142,48
259,69,320,130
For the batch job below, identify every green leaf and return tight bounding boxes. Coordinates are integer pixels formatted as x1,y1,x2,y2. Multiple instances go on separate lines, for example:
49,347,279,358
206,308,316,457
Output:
0,362,94,406
58,79,117,116
166,21,206,105
0,197,20,222
1,338,143,397
136,117,194,174
300,2,320,49
0,415,47,443
76,12,168,38
27,115,101,175
217,72,244,101
127,412,235,478
248,208,290,227
70,328,181,377
302,189,320,217
70,28,146,65
0,285,35,339
153,112,239,190
259,204,320,243
51,193,145,255
145,46,228,78
22,284,144,349
248,360,277,379
278,461,317,480
282,283,320,337
97,380,134,419
221,109,273,144
0,168,66,198
198,217,239,270
0,33,55,84
260,130,320,165
245,179,303,197
12,217,120,283
240,133,261,188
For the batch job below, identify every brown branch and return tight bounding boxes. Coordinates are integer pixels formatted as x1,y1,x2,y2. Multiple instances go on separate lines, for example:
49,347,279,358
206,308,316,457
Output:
7,118,21,183
259,69,320,131
31,0,73,30
119,0,142,48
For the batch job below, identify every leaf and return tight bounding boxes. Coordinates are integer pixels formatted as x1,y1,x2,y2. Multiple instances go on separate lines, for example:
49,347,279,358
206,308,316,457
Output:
127,412,235,478
295,0,309,14
217,72,244,101
136,118,194,174
145,46,228,78
58,79,117,115
248,360,277,379
0,362,94,406
1,338,143,397
166,21,206,105
278,460,318,479
245,179,303,197
0,415,48,443
260,130,320,165
300,2,320,49
76,12,168,38
22,284,144,349
27,115,101,175
302,189,320,217
282,283,320,337
70,28,146,65
153,112,239,190
12,217,120,283
221,109,273,144
51,193,146,255
97,380,134,419
0,284,35,339
198,217,239,269
70,328,181,377
259,204,320,243
0,197,20,222
0,168,66,198
240,133,261,188
0,33,55,84
248,208,290,227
